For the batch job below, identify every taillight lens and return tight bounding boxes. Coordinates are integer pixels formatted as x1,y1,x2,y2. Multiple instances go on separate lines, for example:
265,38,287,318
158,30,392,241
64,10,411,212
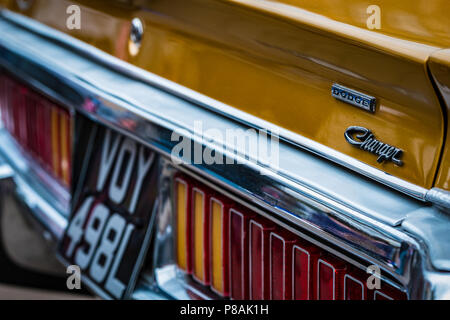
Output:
317,256,346,300
192,187,210,284
173,173,407,300
344,272,366,300
0,74,72,188
175,177,191,273
209,196,231,296
249,217,274,300
229,208,255,299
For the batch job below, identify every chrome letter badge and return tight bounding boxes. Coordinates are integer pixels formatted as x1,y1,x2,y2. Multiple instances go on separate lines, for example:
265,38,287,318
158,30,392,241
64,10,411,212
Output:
344,126,403,166
332,84,376,113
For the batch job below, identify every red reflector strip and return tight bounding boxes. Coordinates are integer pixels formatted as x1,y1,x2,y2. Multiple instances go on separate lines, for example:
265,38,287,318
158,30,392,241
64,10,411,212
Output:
249,218,275,300
317,257,346,300
192,187,210,285
344,274,365,300
16,86,28,147
0,76,6,128
43,102,53,172
209,196,231,296
270,230,296,300
51,106,61,178
175,177,192,273
229,208,255,300
27,93,38,156
292,243,319,300
374,291,393,300
373,283,407,300
4,77,15,135
60,109,71,186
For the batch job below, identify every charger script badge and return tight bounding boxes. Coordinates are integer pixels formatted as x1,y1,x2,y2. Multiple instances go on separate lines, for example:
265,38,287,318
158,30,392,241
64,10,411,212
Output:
344,126,403,166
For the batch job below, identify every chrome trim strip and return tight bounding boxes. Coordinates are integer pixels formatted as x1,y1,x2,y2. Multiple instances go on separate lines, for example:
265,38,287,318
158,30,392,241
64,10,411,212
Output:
0,131,70,215
0,148,67,240
12,175,67,240
402,207,450,271
0,164,13,179
426,188,450,212
0,9,428,202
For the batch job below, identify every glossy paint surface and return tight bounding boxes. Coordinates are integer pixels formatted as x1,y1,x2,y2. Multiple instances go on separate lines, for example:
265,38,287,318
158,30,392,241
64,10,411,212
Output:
429,50,450,191
273,0,450,48
175,179,189,271
1,0,446,188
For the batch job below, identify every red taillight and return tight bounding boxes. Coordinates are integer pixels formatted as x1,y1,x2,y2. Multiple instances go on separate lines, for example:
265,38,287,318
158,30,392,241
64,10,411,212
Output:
192,187,210,285
373,282,407,300
209,195,232,296
173,173,407,300
344,273,366,300
269,230,296,300
0,74,72,189
229,208,255,300
317,256,346,300
249,217,275,300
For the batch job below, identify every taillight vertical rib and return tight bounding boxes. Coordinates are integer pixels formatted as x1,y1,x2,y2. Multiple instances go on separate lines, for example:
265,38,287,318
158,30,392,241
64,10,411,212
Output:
4,78,12,134
175,177,191,273
27,93,38,156
373,291,393,300
317,256,346,300
292,242,320,300
7,79,15,135
51,106,61,178
344,274,365,300
43,102,53,172
209,196,230,297
229,208,255,300
0,75,5,127
67,112,72,186
372,283,407,300
249,218,275,300
60,109,70,186
192,187,210,285
16,86,28,147
35,100,45,165
3,77,10,133
269,230,296,300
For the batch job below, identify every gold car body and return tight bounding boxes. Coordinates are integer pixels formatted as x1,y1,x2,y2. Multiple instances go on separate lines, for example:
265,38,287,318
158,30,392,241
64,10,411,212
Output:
2,0,449,190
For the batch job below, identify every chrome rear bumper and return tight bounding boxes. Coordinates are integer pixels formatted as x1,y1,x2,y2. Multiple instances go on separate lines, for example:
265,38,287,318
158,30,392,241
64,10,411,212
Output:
0,9,449,299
